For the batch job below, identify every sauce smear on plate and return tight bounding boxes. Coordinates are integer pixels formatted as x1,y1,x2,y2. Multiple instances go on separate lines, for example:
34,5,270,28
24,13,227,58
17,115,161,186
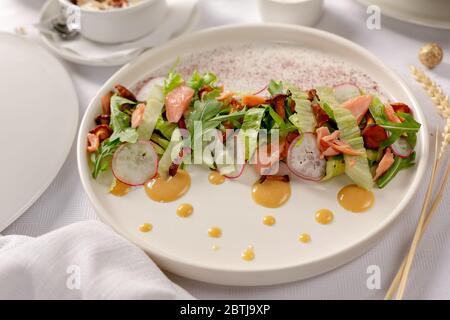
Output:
337,184,374,212
262,215,276,226
145,170,191,202
208,171,225,185
110,180,130,197
298,233,311,243
242,246,255,261
252,176,291,208
177,203,193,218
139,223,153,233
315,209,334,225
208,227,222,238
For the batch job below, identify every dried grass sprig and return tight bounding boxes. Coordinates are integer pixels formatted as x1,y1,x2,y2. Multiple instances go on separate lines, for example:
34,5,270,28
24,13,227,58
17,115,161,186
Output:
385,67,450,299
410,66,450,119
410,65,449,159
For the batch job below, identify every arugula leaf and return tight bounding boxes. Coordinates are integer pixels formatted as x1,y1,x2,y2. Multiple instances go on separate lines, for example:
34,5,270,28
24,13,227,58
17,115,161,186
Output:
379,113,421,132
91,95,139,179
155,116,177,140
279,123,298,135
186,99,223,135
187,71,218,97
108,95,138,143
208,109,247,123
377,152,416,188
268,80,284,96
380,131,402,148
265,106,297,136
202,88,221,101
91,138,121,179
406,132,417,148
370,97,421,147
163,72,184,95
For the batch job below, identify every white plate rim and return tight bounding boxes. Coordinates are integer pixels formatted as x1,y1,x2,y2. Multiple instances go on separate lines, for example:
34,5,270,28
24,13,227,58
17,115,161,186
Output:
356,0,450,30
0,32,79,232
38,0,200,67
77,24,429,285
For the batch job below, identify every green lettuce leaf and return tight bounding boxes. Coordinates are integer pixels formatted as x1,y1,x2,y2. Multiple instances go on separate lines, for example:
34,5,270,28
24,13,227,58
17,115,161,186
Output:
187,71,218,93
90,138,121,179
369,97,421,148
239,107,266,159
163,72,184,95
268,80,284,96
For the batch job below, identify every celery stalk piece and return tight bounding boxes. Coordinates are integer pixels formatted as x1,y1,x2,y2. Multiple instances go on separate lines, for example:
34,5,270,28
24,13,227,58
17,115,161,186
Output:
333,107,373,190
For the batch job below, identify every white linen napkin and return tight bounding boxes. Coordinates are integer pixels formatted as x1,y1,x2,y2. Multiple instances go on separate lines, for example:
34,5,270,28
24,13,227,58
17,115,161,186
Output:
0,221,193,300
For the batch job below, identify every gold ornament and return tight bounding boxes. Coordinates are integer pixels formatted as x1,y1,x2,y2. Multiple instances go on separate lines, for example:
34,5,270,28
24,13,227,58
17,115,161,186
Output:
419,43,443,69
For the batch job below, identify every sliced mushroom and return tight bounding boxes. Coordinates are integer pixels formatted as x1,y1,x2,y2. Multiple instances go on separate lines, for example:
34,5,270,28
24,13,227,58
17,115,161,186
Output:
258,175,290,184
115,84,136,102
131,103,146,129
267,93,289,119
307,89,319,102
95,114,110,125
90,124,112,142
101,91,113,115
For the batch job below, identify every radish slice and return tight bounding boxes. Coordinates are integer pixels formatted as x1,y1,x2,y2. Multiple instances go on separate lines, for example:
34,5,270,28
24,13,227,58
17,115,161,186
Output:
224,163,245,179
112,141,158,186
136,77,165,102
334,83,361,104
287,133,326,181
391,137,412,158
222,133,246,179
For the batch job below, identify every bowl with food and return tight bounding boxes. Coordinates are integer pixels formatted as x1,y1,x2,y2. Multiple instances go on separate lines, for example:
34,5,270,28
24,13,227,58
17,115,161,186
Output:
59,0,168,43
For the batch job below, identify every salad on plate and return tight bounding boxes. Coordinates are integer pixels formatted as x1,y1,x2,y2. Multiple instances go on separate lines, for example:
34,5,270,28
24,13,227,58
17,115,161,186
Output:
86,68,421,208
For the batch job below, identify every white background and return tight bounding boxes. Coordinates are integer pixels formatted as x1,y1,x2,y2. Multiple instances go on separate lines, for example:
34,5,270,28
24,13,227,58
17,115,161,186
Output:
1,0,449,299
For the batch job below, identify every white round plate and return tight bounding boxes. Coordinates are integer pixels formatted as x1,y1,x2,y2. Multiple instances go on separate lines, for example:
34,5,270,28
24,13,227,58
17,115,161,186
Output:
38,0,200,67
356,0,450,30
0,33,78,232
77,25,428,286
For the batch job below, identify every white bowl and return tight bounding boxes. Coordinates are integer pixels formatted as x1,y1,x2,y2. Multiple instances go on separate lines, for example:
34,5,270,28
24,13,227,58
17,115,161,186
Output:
258,0,324,26
58,0,167,44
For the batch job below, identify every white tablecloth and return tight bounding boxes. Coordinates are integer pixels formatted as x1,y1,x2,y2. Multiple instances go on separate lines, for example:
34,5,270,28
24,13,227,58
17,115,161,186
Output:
1,0,449,299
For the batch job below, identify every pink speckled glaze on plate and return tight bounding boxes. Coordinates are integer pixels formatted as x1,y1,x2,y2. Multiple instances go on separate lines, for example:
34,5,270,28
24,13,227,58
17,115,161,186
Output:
137,43,388,101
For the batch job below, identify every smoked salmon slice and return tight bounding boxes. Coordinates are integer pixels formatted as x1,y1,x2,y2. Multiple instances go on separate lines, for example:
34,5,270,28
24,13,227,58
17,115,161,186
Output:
373,148,395,180
165,85,195,123
242,95,267,107
384,103,402,123
342,95,373,124
316,127,362,158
